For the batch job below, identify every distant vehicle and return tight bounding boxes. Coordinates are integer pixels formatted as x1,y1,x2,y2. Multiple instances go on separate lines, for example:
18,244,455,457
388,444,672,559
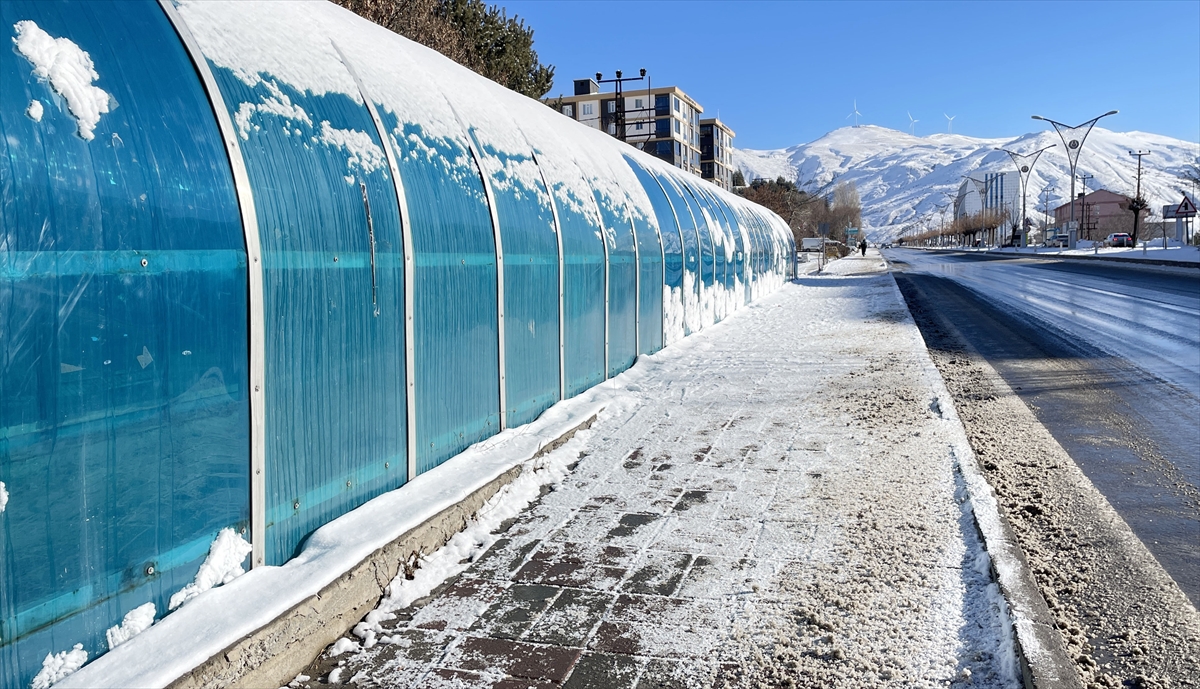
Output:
801,237,824,252
1044,234,1069,247
1105,233,1133,248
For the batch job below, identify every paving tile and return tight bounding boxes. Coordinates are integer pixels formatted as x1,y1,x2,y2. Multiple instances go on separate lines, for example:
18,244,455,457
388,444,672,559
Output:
470,537,543,581
470,583,560,639
513,542,632,591
445,636,581,682
634,658,718,689
619,551,692,597
547,506,621,543
673,555,766,599
648,517,759,558
561,652,641,689
587,621,642,656
408,576,507,631
608,593,726,630
752,519,817,560
601,512,665,549
521,588,612,647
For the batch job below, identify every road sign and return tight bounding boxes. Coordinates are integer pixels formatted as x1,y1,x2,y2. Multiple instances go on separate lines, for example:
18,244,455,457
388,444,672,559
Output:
846,227,859,235
1176,194,1197,217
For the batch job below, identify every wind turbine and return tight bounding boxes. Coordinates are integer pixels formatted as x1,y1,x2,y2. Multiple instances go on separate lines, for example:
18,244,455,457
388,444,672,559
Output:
908,111,919,136
944,113,956,134
846,100,862,128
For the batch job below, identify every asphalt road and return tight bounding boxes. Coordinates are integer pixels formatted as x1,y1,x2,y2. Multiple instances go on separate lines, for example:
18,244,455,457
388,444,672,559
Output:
886,249,1200,605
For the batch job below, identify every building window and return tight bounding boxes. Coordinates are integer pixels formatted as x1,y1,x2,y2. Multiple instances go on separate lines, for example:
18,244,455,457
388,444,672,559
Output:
635,122,644,131
635,98,644,109
582,103,594,116
606,101,616,113
656,118,670,137
674,119,680,134
673,96,680,112
563,104,574,117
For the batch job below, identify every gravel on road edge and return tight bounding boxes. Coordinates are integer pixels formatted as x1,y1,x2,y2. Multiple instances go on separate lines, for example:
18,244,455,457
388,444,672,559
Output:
895,274,1200,689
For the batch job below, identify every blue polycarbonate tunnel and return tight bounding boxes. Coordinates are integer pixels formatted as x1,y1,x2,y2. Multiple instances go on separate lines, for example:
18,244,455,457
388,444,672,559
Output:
0,1,795,684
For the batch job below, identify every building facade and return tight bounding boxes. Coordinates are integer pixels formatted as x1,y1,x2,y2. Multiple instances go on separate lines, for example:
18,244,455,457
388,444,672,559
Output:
548,79,714,180
954,171,1020,219
700,118,735,190
1052,189,1132,239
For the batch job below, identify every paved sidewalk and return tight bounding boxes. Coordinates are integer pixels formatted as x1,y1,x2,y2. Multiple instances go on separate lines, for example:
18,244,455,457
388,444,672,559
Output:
299,252,1018,688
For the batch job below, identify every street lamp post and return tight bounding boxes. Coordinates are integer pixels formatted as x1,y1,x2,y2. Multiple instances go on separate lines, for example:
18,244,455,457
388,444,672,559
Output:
1031,110,1118,248
966,176,997,248
595,68,647,142
996,145,1055,249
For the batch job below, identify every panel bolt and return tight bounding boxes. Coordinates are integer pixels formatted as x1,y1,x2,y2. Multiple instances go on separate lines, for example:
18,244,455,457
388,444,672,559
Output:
140,258,148,267
145,565,155,576
293,501,300,510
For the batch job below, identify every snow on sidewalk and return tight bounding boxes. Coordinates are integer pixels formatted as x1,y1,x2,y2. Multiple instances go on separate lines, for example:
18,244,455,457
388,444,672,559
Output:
299,251,1019,688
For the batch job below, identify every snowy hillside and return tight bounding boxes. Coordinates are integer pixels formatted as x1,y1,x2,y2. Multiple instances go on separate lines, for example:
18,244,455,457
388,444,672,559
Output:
733,125,1199,242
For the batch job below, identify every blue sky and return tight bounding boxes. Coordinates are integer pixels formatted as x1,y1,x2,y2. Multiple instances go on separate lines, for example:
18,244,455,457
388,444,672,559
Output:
499,0,1200,150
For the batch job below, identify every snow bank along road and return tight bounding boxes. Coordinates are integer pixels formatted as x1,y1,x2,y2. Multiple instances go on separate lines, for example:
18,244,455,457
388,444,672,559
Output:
294,253,1023,688
889,249,1200,687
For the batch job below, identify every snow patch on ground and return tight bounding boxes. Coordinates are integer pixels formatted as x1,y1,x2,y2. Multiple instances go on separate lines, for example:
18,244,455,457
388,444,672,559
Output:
0,481,8,513
12,20,112,141
105,603,156,650
30,644,88,689
168,528,252,610
26,99,43,121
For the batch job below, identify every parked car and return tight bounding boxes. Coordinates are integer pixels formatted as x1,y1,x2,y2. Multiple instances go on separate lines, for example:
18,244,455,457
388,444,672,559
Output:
1044,234,1069,247
1105,233,1133,248
801,237,824,252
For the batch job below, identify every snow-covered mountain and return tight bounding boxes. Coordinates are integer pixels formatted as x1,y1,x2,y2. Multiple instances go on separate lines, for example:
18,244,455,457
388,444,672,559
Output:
733,125,1199,242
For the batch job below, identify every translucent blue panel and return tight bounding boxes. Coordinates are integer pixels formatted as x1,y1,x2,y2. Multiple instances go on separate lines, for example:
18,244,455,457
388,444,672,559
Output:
467,130,559,429
594,191,637,377
200,57,408,564
709,194,741,300
0,2,248,684
694,185,730,322
521,145,602,398
624,158,681,346
377,114,499,474
650,171,699,335
626,197,663,355
676,182,715,328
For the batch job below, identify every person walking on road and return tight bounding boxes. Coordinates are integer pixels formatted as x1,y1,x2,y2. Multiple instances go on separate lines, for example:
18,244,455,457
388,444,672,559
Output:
859,238,868,257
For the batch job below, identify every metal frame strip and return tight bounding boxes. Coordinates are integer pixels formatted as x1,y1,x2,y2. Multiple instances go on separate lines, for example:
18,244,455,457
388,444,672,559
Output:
586,190,610,379
331,42,418,483
641,163,686,339
158,0,267,567
623,198,640,357
529,149,567,401
463,129,507,429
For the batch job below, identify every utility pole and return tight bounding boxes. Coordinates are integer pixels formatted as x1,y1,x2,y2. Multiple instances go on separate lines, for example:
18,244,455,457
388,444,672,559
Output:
595,68,647,143
1079,173,1093,240
1129,150,1151,245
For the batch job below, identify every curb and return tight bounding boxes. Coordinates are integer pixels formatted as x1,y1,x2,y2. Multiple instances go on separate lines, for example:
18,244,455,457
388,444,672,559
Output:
166,414,598,689
912,246,1199,269
883,273,1084,689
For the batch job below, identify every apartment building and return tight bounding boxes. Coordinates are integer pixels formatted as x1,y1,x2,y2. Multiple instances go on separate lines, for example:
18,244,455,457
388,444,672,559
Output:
700,118,735,190
548,78,707,178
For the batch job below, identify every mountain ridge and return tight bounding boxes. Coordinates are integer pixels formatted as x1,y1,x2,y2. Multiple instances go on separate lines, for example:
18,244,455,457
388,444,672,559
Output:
733,125,1199,241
